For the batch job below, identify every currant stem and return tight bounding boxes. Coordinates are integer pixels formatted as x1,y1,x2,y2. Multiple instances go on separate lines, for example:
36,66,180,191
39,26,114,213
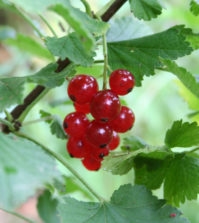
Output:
14,131,105,203
81,0,92,17
102,33,108,90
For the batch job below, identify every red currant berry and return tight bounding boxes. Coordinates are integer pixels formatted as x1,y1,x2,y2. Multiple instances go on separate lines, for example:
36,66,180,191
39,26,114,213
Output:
67,74,98,104
109,69,135,95
86,120,113,148
109,106,135,133
82,156,101,171
66,136,86,158
63,112,89,137
107,131,120,151
74,102,90,114
90,89,121,122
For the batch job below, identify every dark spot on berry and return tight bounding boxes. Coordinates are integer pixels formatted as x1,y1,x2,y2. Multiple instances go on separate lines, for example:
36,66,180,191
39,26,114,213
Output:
69,94,76,101
69,153,74,158
99,153,105,159
127,87,133,93
63,122,68,129
100,144,107,148
100,117,109,122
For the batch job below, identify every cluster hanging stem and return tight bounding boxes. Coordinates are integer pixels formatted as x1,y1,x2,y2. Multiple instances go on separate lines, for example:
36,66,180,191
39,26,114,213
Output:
102,33,108,90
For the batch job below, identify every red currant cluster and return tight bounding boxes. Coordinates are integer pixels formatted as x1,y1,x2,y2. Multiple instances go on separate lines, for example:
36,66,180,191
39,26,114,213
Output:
63,69,135,171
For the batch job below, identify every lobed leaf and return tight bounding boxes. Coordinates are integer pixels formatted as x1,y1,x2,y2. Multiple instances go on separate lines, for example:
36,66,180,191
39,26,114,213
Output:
50,4,108,53
27,63,76,88
190,0,199,16
129,0,162,20
37,190,60,223
5,34,54,60
45,33,94,66
164,154,199,206
0,133,61,210
58,184,189,223
165,120,199,148
0,77,25,112
162,59,199,99
108,25,193,86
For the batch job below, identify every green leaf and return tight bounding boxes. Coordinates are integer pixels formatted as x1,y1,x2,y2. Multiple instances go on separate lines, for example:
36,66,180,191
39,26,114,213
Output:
108,25,192,86
164,154,199,206
46,33,94,66
106,16,152,42
39,110,66,139
50,118,66,139
121,135,147,151
50,4,108,52
37,190,60,223
134,151,172,190
5,34,54,60
129,0,162,20
162,59,199,99
0,133,60,210
0,77,24,112
190,0,199,16
102,152,135,175
165,120,199,148
27,63,76,88
7,0,68,13
58,184,189,223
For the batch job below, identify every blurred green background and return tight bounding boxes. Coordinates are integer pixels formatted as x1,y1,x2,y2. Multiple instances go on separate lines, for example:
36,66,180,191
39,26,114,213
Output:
1,1,199,222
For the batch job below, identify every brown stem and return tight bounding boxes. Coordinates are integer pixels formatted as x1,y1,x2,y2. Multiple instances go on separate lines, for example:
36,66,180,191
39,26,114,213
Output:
1,0,127,133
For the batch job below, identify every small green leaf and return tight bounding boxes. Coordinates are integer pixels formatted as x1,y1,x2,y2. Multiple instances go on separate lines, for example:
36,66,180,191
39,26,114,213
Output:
162,59,199,99
102,152,135,175
5,34,54,60
165,120,199,148
108,25,192,86
129,0,162,20
37,190,60,223
46,33,94,66
50,118,66,139
121,135,147,151
0,77,24,112
190,0,199,16
164,154,199,206
50,4,108,52
27,63,75,88
58,184,189,223
0,133,61,210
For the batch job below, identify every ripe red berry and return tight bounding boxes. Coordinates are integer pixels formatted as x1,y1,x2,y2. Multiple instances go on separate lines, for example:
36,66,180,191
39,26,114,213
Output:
82,156,102,171
74,102,90,114
90,89,121,122
107,131,120,150
109,69,135,95
67,74,98,104
109,106,135,133
63,112,89,137
86,120,113,148
66,136,86,158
